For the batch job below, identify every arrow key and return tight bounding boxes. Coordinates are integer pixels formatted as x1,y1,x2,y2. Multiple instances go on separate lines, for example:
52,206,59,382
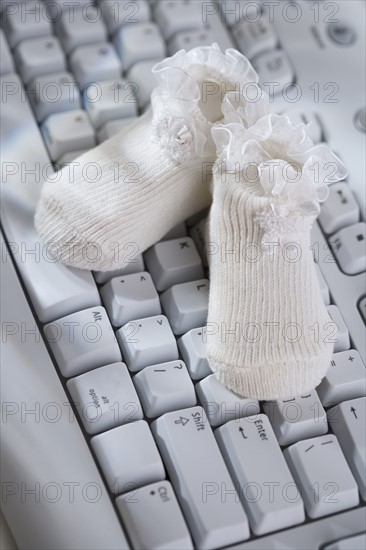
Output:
328,397,366,500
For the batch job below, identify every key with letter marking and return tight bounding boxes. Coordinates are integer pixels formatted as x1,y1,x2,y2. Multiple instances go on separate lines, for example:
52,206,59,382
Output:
317,350,366,407
152,406,250,549
216,414,305,535
93,254,144,284
117,315,178,372
263,390,328,446
133,360,196,418
178,327,211,380
160,279,209,335
67,362,143,434
44,306,121,378
145,237,204,292
100,271,161,327
116,481,193,550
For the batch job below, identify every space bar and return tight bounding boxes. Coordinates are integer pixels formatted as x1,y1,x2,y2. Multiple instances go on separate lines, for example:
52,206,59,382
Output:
0,231,129,550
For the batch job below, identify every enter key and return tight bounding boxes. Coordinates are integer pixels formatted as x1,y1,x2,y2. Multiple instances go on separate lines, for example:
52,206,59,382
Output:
215,413,305,535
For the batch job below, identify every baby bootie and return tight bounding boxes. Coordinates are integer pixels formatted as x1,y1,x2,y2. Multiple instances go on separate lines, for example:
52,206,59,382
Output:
35,44,269,271
206,115,347,400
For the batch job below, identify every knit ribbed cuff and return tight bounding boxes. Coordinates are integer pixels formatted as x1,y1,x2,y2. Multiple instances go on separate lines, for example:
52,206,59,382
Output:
209,355,331,401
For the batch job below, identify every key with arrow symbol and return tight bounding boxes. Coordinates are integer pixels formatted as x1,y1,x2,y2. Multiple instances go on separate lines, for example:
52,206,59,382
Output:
175,417,189,426
351,406,358,419
239,427,248,439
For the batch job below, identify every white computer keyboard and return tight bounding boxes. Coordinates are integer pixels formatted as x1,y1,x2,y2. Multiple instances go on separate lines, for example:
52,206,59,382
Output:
1,1,365,549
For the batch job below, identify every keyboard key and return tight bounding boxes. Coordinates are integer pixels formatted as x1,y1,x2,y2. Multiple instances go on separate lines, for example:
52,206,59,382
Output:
70,43,121,90
41,109,95,161
160,279,209,335
178,327,211,380
99,0,151,33
331,223,366,275
324,534,366,550
327,305,351,352
126,58,160,108
114,22,165,72
232,18,277,60
263,391,328,446
93,254,145,284
253,49,295,96
0,29,15,74
282,109,323,144
27,71,81,123
116,481,193,550
91,420,165,494
169,28,215,55
189,217,209,267
151,406,250,549
216,414,305,535
14,36,66,85
145,237,204,292
217,0,262,26
100,271,161,327
284,435,359,518
3,0,52,48
319,183,360,235
55,6,107,55
84,79,138,129
44,306,121,377
117,315,178,372
97,116,137,143
317,350,366,407
154,0,205,40
328,397,366,501
67,362,143,434
133,360,196,417
197,374,260,427
315,264,330,305
161,222,187,241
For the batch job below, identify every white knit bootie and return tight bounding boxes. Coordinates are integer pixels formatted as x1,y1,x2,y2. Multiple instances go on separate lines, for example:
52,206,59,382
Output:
206,115,347,400
35,44,269,271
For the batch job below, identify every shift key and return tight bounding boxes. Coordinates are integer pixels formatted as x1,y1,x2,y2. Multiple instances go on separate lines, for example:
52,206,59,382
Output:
151,406,249,550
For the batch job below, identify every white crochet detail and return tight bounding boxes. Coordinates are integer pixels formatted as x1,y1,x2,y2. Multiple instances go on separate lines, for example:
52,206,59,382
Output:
212,114,347,244
151,43,269,163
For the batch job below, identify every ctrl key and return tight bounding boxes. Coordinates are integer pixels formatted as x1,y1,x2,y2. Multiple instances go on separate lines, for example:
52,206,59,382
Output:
116,481,193,550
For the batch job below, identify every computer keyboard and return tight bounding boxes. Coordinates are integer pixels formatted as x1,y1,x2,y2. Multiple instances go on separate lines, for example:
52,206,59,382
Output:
1,1,365,549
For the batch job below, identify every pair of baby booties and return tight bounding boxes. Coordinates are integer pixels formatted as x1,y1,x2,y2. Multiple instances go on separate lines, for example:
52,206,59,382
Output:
35,44,346,400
